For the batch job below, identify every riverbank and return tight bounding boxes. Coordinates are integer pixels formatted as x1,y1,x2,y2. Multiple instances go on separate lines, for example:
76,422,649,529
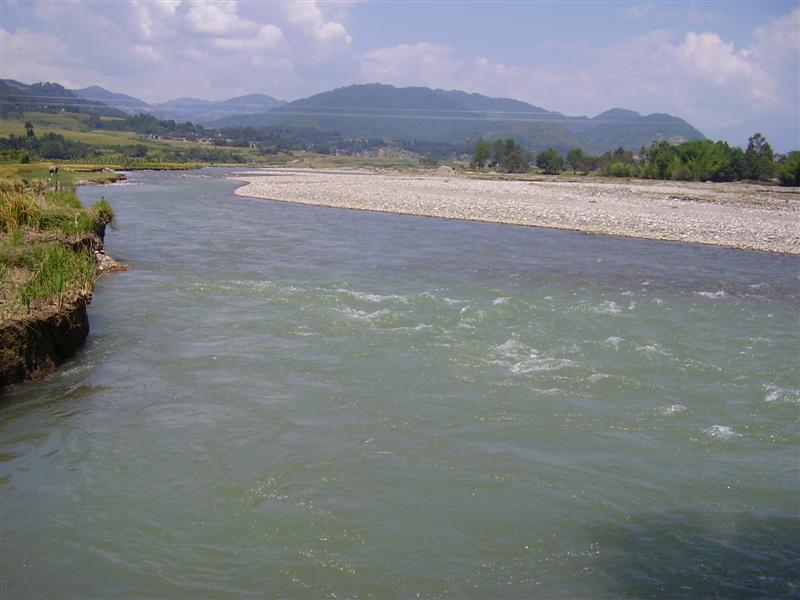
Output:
0,180,123,387
234,168,800,254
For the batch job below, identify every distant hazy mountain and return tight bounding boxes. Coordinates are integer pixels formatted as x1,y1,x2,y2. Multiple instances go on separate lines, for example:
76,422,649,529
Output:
211,83,704,153
73,85,151,115
3,78,705,154
575,110,705,154
1,79,124,118
2,79,285,124
149,93,284,124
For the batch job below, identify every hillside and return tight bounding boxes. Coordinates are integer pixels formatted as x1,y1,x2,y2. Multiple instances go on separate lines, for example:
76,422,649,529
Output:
2,79,706,154
211,83,704,153
73,85,151,115
149,93,285,123
0,80,124,118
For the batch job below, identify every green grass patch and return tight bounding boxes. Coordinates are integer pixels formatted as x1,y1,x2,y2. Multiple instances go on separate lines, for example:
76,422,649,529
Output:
0,179,106,236
92,198,113,223
0,240,50,270
17,243,95,310
0,112,93,136
45,188,83,209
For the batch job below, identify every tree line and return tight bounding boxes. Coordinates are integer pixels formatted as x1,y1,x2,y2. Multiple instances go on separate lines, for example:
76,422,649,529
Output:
470,134,799,185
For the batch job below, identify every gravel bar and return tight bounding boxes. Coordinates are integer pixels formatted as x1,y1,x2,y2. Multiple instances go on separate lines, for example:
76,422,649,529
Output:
233,168,800,254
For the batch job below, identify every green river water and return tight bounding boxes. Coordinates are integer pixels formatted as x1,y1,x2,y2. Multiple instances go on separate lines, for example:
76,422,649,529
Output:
1,169,798,597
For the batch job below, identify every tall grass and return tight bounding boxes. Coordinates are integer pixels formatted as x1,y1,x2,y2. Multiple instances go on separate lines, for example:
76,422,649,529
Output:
17,243,95,311
45,189,83,209
92,197,114,224
0,178,113,236
0,188,41,232
1,178,115,313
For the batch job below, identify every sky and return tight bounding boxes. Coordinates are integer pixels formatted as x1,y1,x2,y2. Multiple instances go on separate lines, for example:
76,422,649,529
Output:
1,0,798,150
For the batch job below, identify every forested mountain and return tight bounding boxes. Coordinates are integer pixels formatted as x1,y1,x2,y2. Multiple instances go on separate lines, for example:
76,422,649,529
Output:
1,79,705,154
211,83,704,154
0,80,124,118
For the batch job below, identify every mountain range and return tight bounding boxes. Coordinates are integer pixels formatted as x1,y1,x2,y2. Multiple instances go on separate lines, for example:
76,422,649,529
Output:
74,87,285,123
1,80,705,154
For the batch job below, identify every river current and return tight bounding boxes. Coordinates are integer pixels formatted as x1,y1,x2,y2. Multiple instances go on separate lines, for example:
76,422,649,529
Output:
2,168,798,597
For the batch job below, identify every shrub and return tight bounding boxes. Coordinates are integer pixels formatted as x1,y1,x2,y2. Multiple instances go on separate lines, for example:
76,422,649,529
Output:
602,162,638,178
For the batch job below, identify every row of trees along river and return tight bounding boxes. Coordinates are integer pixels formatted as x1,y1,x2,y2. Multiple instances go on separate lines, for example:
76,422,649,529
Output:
470,134,800,186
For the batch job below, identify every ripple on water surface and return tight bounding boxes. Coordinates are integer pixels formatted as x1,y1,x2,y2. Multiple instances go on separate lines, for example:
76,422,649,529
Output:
1,168,798,598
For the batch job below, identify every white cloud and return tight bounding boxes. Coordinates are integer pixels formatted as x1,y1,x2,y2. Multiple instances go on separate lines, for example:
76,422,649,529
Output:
212,24,284,51
359,17,792,128
183,0,253,36
154,0,181,15
283,0,352,44
131,43,165,63
659,32,777,105
0,27,89,85
750,6,800,77
360,43,461,88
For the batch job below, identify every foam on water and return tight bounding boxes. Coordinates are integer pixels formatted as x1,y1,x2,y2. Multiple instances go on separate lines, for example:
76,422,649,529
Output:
697,290,728,299
703,425,741,439
591,300,623,315
636,343,674,358
337,307,396,322
336,289,410,304
492,338,577,374
764,385,800,404
661,404,688,415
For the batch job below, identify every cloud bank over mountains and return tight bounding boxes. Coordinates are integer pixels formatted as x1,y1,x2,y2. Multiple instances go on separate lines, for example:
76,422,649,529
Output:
1,1,797,149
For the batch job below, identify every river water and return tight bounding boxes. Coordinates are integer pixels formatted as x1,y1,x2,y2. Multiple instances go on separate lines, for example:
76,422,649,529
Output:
2,168,798,597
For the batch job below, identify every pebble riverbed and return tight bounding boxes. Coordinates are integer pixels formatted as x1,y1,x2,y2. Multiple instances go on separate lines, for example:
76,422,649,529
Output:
234,168,800,254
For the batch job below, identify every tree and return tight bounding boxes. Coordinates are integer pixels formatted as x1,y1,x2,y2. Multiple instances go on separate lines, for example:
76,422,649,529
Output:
470,138,490,169
491,139,506,170
498,138,529,173
536,148,564,175
566,148,585,174
778,151,800,186
24,121,34,139
744,132,775,181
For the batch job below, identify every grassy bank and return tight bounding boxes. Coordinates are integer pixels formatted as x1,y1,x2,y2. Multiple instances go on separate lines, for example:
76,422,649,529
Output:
0,178,114,320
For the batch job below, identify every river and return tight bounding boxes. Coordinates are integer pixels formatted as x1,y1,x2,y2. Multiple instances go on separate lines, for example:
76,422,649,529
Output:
2,168,798,597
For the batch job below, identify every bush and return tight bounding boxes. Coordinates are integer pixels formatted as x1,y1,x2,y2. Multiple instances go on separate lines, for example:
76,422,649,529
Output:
602,162,638,178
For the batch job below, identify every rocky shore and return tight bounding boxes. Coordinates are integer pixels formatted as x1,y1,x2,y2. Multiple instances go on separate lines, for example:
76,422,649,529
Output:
233,168,800,254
